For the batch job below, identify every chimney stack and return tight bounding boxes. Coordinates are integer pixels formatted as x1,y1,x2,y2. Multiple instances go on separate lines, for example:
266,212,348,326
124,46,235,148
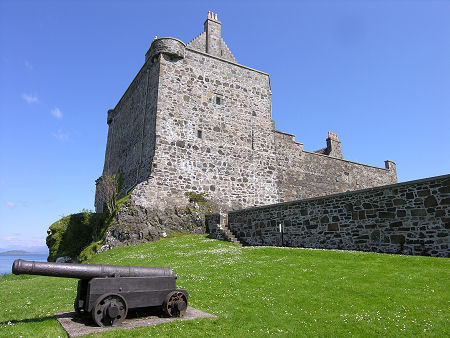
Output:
204,11,222,57
326,132,344,159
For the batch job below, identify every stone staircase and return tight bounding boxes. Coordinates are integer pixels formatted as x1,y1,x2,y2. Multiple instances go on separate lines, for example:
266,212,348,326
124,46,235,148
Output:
219,224,243,247
205,213,243,247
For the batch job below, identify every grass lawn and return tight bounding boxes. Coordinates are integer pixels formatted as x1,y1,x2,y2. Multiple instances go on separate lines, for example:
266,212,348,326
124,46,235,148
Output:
0,234,448,337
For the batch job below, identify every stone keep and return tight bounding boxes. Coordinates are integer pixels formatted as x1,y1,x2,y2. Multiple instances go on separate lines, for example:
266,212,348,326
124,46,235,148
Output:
95,12,397,213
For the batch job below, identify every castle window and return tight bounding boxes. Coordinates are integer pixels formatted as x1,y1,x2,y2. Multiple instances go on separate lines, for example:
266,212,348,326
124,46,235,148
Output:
251,129,254,150
215,96,221,105
197,130,202,138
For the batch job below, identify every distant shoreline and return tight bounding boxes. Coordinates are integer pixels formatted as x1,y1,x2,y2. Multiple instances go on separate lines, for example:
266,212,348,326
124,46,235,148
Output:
0,250,47,255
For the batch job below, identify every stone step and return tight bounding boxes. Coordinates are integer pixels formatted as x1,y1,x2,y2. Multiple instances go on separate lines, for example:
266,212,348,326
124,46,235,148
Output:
220,225,242,247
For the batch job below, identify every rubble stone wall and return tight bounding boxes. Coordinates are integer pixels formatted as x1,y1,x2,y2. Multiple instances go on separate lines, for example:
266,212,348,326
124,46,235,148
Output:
139,48,278,210
95,59,160,212
228,175,450,257
96,16,398,214
274,131,397,203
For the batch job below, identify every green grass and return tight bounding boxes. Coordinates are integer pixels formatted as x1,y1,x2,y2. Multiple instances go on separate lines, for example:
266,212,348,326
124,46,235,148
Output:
47,212,105,261
1,235,448,337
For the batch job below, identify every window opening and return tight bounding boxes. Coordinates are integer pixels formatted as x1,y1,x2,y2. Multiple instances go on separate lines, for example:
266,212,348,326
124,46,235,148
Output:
216,96,221,105
197,130,202,138
251,129,254,150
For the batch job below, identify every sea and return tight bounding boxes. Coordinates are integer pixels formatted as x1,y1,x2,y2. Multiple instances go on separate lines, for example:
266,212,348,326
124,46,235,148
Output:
0,253,48,275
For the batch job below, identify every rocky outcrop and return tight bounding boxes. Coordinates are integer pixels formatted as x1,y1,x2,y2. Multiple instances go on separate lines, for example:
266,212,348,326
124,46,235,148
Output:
98,198,215,253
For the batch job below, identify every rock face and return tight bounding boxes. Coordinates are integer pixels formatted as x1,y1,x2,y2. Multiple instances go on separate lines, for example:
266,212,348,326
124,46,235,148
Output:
98,199,213,252
55,256,74,263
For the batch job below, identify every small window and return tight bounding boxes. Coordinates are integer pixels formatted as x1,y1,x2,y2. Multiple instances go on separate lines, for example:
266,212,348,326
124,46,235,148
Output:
216,96,221,105
197,130,202,138
251,129,254,150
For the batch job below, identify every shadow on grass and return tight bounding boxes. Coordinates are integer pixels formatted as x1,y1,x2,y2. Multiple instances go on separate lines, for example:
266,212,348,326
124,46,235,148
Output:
0,315,55,325
55,307,170,328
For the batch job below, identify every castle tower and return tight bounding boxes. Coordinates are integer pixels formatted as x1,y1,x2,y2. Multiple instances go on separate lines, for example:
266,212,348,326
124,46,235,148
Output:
95,13,397,213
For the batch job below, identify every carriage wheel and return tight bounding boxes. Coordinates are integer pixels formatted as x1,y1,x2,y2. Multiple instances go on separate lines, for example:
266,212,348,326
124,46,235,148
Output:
91,293,128,327
163,291,188,317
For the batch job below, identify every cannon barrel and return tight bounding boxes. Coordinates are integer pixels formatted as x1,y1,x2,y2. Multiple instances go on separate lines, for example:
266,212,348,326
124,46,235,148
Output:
12,259,175,279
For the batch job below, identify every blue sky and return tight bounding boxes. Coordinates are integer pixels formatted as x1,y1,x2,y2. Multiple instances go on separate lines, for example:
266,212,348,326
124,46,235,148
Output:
0,0,449,251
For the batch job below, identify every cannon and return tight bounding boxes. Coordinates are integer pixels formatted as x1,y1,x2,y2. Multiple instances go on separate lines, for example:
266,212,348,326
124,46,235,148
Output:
12,259,188,327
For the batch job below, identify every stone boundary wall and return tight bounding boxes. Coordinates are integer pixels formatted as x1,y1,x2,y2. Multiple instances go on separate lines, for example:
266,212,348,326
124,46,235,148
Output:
226,175,450,257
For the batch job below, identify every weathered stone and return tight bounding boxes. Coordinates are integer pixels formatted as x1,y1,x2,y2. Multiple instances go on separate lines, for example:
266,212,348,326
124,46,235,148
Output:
417,189,430,197
424,196,438,208
56,256,73,263
227,175,450,257
390,234,405,244
370,230,380,242
441,198,450,205
393,198,405,206
95,13,397,215
99,198,215,251
397,210,406,217
328,223,339,231
379,211,395,219
411,209,427,217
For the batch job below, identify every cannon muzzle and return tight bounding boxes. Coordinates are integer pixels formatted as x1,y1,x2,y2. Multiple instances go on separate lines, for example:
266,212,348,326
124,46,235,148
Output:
12,259,175,279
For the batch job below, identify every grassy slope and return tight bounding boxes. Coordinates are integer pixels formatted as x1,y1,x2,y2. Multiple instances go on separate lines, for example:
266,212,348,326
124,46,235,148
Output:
0,235,448,337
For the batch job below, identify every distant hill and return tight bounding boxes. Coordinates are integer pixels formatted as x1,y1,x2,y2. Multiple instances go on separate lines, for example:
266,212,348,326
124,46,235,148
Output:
0,250,33,255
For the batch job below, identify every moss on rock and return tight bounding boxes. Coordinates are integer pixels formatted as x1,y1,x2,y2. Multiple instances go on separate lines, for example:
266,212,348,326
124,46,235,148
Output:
46,212,104,262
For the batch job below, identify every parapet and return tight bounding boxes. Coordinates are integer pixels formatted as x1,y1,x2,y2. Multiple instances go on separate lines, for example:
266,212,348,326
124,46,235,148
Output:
145,37,186,63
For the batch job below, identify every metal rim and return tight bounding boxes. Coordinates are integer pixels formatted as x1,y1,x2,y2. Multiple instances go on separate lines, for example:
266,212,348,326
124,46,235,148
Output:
92,293,128,327
163,291,188,317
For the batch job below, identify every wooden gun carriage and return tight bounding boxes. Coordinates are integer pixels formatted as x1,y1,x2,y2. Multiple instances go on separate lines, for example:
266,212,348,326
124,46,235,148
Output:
12,259,188,326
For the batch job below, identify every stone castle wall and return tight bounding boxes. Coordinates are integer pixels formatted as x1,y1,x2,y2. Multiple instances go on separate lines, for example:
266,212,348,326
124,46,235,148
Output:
274,131,397,202
130,47,279,210
95,59,160,212
226,175,450,257
96,14,398,213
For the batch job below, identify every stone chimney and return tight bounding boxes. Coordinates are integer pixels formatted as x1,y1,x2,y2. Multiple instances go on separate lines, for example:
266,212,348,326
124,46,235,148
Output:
204,11,222,58
326,132,344,159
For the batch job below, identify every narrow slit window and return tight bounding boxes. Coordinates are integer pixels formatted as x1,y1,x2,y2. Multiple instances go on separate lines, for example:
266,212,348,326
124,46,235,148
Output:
197,130,202,138
216,96,221,105
251,129,254,150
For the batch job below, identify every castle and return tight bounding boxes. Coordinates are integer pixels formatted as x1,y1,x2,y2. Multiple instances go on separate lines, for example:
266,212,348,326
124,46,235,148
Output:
95,12,397,213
